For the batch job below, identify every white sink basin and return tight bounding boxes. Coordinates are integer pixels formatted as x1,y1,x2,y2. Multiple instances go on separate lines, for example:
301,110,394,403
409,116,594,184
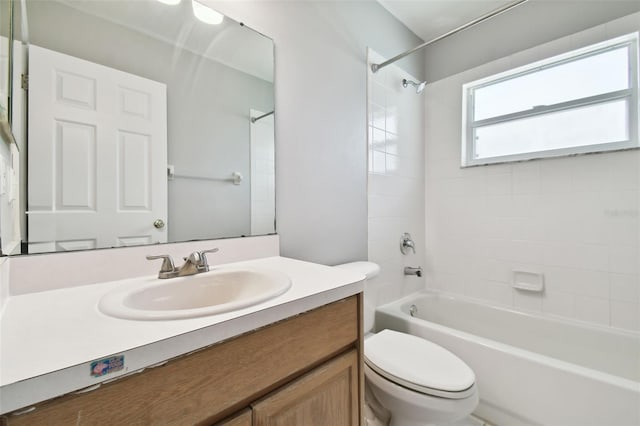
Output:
98,267,292,320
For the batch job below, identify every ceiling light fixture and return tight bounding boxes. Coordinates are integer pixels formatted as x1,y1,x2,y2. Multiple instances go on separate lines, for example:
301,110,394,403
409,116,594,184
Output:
191,0,224,25
156,0,181,5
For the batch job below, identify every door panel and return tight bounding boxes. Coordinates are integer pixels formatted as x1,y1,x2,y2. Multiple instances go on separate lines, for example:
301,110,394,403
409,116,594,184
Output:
252,350,359,426
117,130,151,210
28,45,167,253
56,120,96,210
216,409,252,426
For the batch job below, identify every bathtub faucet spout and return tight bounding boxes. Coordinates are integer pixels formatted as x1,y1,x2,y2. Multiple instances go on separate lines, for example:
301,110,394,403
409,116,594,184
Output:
404,266,422,277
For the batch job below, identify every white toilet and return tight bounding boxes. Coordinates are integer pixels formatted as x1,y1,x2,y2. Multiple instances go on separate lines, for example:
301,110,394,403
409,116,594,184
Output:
335,262,479,426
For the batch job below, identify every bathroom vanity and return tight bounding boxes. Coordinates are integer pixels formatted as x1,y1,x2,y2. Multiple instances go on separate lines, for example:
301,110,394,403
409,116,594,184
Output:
3,297,361,425
0,255,365,425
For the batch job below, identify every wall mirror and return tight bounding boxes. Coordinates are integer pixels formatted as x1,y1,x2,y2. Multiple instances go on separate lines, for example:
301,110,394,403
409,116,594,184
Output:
0,0,275,255
0,1,9,116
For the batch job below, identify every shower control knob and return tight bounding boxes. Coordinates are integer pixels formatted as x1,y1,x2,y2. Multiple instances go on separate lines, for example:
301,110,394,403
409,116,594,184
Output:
400,232,416,255
153,219,165,229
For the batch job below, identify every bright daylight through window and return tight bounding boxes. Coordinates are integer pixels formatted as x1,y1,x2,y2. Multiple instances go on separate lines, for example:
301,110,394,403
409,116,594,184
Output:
462,32,639,166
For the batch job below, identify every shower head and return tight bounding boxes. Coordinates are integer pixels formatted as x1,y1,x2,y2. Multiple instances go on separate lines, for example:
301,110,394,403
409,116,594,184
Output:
402,78,427,94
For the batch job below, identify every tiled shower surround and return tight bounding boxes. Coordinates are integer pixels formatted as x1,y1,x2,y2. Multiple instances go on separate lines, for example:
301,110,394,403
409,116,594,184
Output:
367,49,426,310
424,13,640,331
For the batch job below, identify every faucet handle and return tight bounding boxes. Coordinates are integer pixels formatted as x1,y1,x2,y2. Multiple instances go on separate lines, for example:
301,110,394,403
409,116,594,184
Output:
198,248,219,268
146,254,176,279
400,233,416,255
182,248,219,272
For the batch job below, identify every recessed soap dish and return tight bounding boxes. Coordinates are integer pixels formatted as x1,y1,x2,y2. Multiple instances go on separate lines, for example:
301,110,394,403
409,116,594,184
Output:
512,270,544,292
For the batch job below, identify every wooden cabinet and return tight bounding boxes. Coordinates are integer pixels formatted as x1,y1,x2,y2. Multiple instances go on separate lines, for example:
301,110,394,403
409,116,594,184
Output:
218,410,252,426
252,350,359,426
2,295,363,426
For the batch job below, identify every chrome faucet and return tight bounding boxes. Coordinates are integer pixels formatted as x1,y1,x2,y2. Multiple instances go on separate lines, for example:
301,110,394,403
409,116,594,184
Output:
404,266,423,277
177,249,219,276
400,233,416,255
146,248,219,279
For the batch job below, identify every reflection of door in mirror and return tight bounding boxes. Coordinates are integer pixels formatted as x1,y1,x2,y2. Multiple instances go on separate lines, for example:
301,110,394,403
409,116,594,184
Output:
250,109,275,235
27,45,167,253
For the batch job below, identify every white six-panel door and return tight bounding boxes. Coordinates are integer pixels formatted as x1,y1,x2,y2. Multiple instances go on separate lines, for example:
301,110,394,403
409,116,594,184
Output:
27,45,167,253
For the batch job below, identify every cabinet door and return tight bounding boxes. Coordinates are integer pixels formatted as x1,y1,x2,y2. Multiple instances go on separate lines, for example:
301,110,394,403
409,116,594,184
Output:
216,409,252,426
252,350,359,426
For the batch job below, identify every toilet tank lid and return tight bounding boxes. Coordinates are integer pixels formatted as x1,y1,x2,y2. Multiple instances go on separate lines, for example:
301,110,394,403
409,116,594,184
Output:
334,261,380,279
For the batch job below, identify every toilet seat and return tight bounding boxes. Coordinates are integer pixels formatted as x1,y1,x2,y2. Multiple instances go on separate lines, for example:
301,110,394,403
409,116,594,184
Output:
365,329,475,399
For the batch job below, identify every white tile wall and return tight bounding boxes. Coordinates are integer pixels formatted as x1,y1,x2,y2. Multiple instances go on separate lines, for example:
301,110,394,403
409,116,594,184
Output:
424,13,640,331
367,49,426,315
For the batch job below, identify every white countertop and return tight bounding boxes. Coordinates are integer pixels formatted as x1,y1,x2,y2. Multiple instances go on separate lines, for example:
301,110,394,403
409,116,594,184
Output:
0,256,364,414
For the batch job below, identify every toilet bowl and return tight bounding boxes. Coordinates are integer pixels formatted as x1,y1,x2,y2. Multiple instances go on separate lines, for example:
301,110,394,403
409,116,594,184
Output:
365,329,478,426
335,262,479,426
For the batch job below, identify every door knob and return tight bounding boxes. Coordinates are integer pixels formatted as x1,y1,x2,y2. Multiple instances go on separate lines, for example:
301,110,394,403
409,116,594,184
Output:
154,219,165,229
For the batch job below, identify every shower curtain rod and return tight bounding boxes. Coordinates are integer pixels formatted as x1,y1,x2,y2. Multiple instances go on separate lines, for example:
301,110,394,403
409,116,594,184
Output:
251,110,275,123
371,0,529,73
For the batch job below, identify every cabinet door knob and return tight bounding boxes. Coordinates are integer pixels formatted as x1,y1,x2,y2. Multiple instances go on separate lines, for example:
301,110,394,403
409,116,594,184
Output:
154,219,165,229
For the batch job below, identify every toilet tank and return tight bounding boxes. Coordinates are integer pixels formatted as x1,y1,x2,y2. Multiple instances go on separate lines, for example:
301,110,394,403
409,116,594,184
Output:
334,261,380,333
334,261,380,279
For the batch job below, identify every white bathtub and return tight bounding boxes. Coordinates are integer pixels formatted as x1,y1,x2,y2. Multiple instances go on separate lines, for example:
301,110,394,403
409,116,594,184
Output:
375,291,640,426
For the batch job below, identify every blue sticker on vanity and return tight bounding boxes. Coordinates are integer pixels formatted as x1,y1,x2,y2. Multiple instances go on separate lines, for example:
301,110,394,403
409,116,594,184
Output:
90,355,124,377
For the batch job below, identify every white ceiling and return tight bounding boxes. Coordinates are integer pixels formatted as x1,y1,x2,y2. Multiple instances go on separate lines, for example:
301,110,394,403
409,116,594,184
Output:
377,0,513,42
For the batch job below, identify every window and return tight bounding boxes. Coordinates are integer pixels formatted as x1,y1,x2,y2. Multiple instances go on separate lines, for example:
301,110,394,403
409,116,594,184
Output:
462,32,639,166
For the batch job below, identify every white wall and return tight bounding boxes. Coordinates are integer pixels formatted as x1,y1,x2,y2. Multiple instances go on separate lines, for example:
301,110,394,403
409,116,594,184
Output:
0,249,8,314
7,235,279,295
424,12,640,331
423,0,640,82
367,49,425,311
0,1,422,279
250,109,276,235
209,0,425,265
0,38,20,256
0,133,19,255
